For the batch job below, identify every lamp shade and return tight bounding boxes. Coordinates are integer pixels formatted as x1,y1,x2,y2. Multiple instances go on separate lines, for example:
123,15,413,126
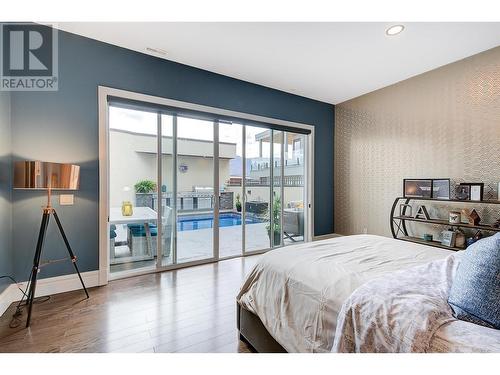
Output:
13,161,80,190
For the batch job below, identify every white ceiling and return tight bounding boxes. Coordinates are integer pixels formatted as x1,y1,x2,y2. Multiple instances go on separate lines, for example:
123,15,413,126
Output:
57,22,500,104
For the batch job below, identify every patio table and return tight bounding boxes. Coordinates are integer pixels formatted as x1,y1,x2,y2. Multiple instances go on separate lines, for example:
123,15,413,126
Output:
109,206,158,256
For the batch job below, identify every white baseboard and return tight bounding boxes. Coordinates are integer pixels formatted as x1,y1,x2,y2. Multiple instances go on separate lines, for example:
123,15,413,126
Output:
0,270,99,317
313,233,341,241
0,285,18,317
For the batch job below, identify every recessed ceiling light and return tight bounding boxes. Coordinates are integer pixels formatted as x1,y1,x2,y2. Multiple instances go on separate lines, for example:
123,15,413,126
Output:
146,47,167,56
386,25,405,36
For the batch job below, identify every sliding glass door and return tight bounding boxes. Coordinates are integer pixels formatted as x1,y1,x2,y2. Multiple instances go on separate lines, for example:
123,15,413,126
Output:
218,122,244,258
244,126,271,252
160,114,175,267
283,132,306,244
175,116,215,263
272,130,283,248
108,106,161,274
106,97,311,278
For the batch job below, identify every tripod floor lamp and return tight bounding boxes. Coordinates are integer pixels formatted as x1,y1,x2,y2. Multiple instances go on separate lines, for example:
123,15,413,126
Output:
14,161,89,327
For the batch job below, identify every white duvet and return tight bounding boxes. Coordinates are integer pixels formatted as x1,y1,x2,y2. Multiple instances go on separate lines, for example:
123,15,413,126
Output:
236,234,452,352
332,253,500,353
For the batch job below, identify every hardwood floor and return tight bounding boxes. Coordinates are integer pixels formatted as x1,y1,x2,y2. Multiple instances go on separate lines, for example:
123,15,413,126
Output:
0,255,260,353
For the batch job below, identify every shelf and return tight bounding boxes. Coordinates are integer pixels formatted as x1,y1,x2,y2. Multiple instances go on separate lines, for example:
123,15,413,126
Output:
390,196,500,251
396,196,500,205
398,236,463,251
393,216,500,232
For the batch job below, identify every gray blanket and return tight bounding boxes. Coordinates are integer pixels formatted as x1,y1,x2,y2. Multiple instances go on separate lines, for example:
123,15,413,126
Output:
332,254,460,353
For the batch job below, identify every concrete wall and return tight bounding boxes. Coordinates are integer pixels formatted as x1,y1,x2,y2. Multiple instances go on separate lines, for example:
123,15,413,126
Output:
0,92,12,293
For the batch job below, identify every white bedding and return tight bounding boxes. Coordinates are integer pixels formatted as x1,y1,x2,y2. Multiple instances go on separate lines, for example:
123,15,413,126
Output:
333,253,500,353
236,234,452,352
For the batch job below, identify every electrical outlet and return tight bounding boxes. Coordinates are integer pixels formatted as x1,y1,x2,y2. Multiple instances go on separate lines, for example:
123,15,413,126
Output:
60,194,74,205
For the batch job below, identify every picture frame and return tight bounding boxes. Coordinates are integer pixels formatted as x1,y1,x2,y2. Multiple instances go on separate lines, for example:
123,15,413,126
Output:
455,185,470,200
460,183,484,201
441,230,456,247
431,179,450,199
448,211,461,224
403,179,432,198
469,183,484,201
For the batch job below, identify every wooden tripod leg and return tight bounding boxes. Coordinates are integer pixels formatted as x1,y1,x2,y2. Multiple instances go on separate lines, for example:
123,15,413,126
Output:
26,211,50,328
52,209,89,299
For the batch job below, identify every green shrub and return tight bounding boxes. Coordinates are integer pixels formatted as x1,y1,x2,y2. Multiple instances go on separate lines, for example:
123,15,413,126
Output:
134,180,157,193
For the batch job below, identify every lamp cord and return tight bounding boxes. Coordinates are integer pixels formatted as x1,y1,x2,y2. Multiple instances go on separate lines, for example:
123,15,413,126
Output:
0,274,50,328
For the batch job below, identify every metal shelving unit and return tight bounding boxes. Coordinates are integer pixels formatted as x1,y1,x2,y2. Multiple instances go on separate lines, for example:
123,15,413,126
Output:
390,196,500,251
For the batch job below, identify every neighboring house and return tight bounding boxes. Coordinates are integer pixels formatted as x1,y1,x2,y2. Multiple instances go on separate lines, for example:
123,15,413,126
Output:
109,128,237,207
226,130,305,206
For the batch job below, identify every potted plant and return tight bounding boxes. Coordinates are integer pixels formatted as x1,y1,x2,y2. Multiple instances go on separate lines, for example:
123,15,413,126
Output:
266,196,281,246
134,179,157,208
235,194,242,212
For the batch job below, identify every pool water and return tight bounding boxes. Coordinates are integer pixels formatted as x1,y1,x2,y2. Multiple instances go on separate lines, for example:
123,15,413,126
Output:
177,213,263,231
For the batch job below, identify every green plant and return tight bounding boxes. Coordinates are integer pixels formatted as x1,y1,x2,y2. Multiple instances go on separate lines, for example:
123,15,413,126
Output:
235,194,242,211
134,179,157,193
265,195,281,240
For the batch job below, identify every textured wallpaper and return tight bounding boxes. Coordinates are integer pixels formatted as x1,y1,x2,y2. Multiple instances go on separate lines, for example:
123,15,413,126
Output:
335,46,500,237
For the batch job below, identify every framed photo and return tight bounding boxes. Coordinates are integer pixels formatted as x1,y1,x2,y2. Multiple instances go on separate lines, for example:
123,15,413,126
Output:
448,211,461,224
432,179,450,199
456,184,470,200
441,230,456,247
469,183,484,201
460,183,484,201
403,179,432,198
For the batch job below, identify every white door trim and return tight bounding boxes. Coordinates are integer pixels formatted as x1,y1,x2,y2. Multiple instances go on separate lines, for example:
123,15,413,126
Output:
98,87,110,286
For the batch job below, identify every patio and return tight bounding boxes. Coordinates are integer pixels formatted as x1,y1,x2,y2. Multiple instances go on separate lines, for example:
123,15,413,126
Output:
110,221,302,274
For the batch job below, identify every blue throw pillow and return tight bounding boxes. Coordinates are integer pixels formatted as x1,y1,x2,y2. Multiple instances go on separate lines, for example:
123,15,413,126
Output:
448,233,500,329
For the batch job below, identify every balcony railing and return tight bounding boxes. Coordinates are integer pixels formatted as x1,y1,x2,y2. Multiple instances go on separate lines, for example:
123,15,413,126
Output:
228,175,303,187
150,191,235,212
249,155,304,172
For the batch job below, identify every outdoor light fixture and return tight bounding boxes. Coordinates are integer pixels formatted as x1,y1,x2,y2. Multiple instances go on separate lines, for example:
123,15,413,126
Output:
386,24,405,36
13,161,89,327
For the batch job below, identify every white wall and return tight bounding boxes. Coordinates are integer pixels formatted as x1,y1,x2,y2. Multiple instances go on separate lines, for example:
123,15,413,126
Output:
109,130,156,206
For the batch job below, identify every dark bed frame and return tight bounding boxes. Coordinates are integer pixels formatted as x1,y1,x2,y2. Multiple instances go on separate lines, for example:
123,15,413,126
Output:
237,303,287,353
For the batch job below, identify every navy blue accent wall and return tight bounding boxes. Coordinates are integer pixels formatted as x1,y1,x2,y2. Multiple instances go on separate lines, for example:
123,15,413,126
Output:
10,28,334,281
0,92,13,293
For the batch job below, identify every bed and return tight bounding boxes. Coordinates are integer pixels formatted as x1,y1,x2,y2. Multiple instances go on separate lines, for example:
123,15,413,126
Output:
236,234,500,353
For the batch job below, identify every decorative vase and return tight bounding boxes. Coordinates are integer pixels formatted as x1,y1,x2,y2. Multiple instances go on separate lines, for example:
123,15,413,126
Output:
122,201,133,216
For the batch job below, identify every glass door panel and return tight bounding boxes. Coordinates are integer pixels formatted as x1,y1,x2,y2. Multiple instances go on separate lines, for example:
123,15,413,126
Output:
108,105,159,274
283,132,306,244
218,122,243,258
176,116,214,263
272,130,283,248
108,98,311,279
244,126,271,252
160,114,175,266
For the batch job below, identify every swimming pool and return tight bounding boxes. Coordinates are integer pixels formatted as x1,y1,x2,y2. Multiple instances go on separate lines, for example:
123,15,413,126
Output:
177,213,264,231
